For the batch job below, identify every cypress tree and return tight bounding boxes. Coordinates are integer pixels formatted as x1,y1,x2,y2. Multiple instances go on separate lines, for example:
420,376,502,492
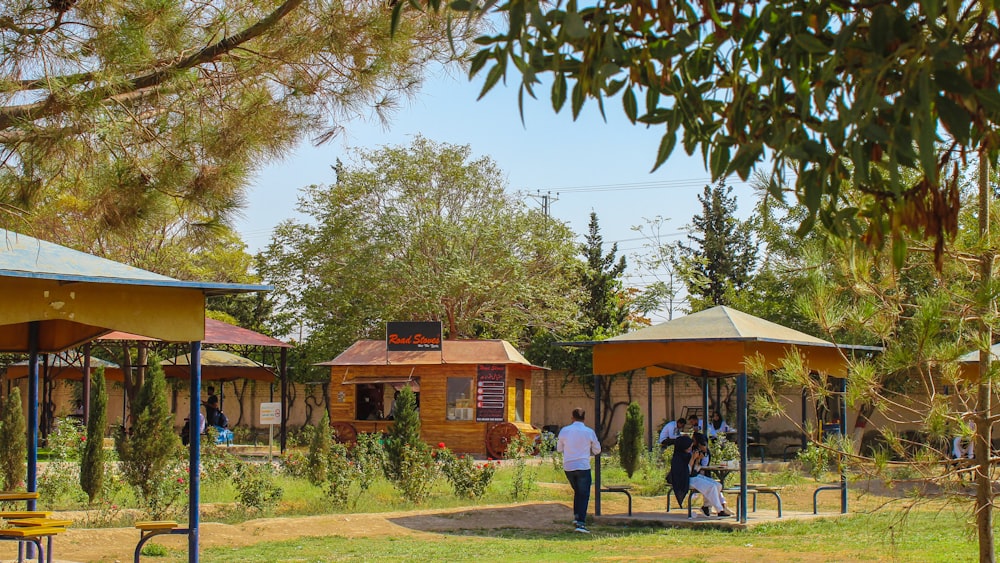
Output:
80,367,107,503
115,359,181,508
618,402,644,478
0,388,26,490
306,412,332,486
384,385,422,482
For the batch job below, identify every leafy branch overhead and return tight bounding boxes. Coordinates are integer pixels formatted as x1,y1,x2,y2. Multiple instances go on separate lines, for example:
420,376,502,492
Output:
398,0,1000,266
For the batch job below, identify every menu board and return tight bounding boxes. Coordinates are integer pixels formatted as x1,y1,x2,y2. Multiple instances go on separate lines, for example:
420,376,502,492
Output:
475,364,506,422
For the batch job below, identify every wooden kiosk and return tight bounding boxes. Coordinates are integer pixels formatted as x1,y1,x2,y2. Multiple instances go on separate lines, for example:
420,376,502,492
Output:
318,335,543,457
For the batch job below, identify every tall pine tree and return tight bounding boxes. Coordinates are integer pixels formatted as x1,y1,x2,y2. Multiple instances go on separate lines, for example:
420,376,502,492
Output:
0,388,26,490
675,180,758,311
80,367,107,503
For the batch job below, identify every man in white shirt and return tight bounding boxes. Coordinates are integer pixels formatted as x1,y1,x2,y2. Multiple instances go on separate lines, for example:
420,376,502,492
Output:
557,408,601,533
659,417,687,447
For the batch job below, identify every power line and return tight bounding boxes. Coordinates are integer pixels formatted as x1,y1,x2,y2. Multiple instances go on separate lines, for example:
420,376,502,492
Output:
522,177,750,194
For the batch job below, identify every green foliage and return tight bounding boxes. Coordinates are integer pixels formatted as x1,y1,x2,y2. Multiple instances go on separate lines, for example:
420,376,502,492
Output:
81,368,108,503
708,435,740,464
0,388,26,490
324,441,353,508
258,136,582,358
281,450,309,479
114,360,184,518
618,402,644,478
504,433,537,501
39,418,86,505
140,543,170,557
437,446,497,499
798,444,835,481
675,180,758,310
394,444,440,504
384,386,422,483
351,433,386,493
233,461,283,515
306,413,332,486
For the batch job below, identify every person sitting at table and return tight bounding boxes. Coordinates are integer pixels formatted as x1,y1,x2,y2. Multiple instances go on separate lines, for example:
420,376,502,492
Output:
687,414,703,433
669,435,733,518
707,410,733,439
659,417,687,448
952,420,976,459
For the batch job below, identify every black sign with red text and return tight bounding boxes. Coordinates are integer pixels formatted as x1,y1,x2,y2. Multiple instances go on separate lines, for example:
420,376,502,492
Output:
386,321,443,351
476,364,506,422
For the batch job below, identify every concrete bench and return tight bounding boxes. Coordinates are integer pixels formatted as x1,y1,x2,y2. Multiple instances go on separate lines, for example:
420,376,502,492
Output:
599,485,633,515
134,520,189,563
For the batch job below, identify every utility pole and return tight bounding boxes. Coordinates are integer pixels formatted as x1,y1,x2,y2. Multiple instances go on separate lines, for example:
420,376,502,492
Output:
527,190,559,217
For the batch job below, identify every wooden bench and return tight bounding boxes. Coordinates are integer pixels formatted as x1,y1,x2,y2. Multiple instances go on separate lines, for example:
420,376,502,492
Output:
0,511,52,519
599,485,633,515
134,520,188,563
0,526,66,563
0,491,40,503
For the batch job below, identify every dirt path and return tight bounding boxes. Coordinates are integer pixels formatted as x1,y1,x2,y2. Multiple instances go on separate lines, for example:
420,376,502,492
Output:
1,502,574,563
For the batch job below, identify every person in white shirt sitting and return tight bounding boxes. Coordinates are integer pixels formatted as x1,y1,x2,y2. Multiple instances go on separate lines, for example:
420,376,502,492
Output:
659,417,687,448
707,410,733,439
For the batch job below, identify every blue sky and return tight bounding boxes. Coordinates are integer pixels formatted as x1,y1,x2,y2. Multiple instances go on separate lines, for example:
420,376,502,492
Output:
237,65,756,322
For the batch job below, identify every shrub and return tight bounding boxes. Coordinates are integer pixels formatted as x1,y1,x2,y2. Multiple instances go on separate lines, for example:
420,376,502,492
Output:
618,402,644,478
505,433,536,501
709,434,739,464
306,412,332,486
115,360,184,518
281,450,309,479
351,433,385,493
81,367,107,503
384,385,421,483
324,441,353,508
798,443,834,480
394,444,439,504
233,461,283,514
0,388,27,490
438,446,496,499
200,432,240,484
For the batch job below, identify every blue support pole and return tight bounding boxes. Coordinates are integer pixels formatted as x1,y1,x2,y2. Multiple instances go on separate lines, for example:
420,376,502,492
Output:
189,341,202,563
27,322,39,503
594,375,602,516
839,377,848,514
702,376,709,433
646,376,654,452
737,373,748,523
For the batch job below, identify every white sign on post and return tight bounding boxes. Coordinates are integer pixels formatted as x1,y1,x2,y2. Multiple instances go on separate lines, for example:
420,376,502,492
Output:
260,402,281,461
260,402,281,425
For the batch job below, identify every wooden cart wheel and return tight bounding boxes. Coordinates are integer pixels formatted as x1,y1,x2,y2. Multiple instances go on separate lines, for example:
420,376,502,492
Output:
485,422,521,459
330,421,358,447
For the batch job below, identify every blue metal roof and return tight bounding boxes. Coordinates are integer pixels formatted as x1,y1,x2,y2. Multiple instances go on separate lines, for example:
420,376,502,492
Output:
0,229,270,295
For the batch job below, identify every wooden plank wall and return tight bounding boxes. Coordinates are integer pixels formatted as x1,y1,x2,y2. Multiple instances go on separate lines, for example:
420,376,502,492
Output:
327,364,535,454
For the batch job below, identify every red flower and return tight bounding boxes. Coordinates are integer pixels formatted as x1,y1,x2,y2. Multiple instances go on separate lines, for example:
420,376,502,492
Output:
437,442,446,449
177,477,185,484
80,436,86,441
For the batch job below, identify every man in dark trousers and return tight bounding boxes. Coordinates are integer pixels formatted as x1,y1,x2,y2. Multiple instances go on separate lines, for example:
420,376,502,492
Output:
557,407,601,533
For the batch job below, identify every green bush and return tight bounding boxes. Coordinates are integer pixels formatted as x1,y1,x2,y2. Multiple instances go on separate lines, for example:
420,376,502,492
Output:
798,443,834,480
281,450,309,479
505,433,536,501
394,444,439,504
306,412,332,486
384,385,421,483
81,367,107,503
0,388,27,490
233,461,283,514
114,360,184,519
351,433,385,493
437,446,496,499
324,441,352,508
618,402,644,478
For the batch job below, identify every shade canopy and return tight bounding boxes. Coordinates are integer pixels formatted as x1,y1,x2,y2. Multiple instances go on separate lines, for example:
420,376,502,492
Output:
588,306,878,378
0,229,266,352
5,355,125,382
956,343,1000,380
162,349,277,382
102,317,292,348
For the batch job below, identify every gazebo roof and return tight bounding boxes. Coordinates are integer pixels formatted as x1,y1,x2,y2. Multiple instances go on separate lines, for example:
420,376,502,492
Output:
101,317,291,348
317,339,543,368
162,349,277,382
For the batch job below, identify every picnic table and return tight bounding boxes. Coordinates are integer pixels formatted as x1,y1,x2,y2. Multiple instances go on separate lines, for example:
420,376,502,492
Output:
702,464,739,487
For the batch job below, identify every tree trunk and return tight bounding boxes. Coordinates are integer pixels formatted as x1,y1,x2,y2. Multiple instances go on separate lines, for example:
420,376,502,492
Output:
851,403,876,455
976,157,995,563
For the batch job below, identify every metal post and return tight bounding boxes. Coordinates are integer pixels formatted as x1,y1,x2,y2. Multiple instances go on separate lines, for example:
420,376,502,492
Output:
702,376,709,433
646,376,653,452
27,323,39,502
83,343,92,425
280,348,288,454
737,373,748,523
801,388,808,449
839,377,848,514
594,374,602,516
189,342,202,563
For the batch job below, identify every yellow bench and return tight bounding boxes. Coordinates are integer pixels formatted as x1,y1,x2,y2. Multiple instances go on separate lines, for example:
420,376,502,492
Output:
0,525,66,563
0,491,40,502
0,511,52,519
134,520,188,563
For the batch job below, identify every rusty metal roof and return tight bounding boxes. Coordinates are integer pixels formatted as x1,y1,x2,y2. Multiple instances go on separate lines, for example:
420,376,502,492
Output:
316,339,544,368
100,317,291,347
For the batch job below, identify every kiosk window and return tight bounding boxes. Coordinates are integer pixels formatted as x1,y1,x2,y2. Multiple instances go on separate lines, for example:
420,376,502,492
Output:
447,377,474,420
514,379,525,422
